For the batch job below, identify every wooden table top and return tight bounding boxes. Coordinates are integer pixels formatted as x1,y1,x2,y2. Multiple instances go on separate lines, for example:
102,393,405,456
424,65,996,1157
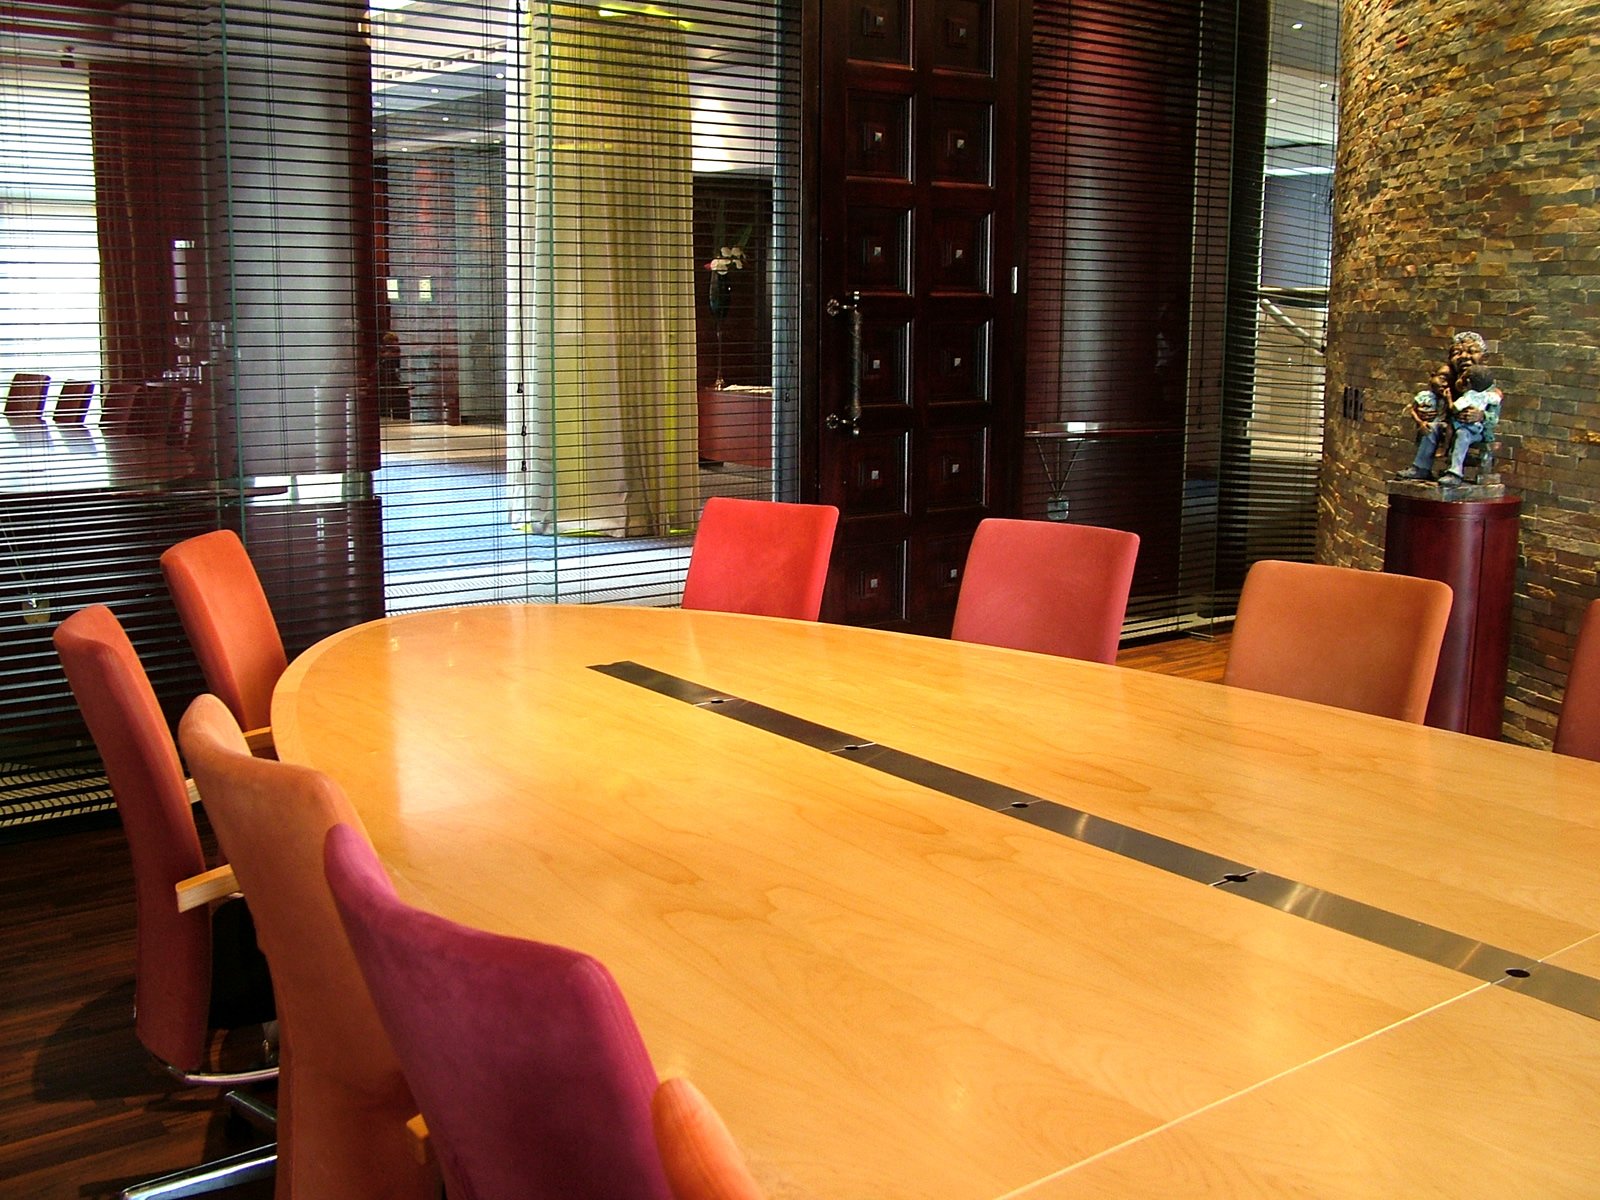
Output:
0,421,192,495
273,604,1600,1199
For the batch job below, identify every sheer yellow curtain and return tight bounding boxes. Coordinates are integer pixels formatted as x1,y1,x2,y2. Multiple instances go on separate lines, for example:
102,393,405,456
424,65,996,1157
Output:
512,3,698,537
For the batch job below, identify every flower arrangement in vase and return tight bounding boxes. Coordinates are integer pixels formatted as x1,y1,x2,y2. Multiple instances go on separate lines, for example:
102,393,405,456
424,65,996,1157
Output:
705,245,745,387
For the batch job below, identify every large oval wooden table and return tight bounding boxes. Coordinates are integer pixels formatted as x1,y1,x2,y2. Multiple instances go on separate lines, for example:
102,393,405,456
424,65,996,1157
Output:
273,604,1600,1199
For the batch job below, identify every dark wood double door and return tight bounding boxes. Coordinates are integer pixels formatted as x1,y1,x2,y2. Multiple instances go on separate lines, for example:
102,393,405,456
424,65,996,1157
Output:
814,0,1020,633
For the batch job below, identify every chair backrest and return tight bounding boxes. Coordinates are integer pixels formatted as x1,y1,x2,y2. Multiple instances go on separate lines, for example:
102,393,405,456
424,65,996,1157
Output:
161,530,287,733
1223,559,1452,723
652,1078,767,1200
179,697,434,1200
681,498,839,621
52,605,213,1072
53,380,94,422
950,519,1141,664
322,823,672,1200
1554,599,1600,762
5,371,49,417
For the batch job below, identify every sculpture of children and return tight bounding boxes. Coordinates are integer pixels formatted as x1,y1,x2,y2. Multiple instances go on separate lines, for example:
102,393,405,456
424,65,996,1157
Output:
1397,362,1501,483
1394,331,1502,484
1406,363,1451,433
1436,363,1502,485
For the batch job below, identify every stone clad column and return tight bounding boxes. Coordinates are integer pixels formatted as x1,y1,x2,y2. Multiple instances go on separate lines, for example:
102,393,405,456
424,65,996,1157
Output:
1323,0,1600,744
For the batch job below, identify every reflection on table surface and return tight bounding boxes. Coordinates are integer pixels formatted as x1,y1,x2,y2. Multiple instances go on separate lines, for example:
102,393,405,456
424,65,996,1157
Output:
272,604,1600,1200
0,418,194,494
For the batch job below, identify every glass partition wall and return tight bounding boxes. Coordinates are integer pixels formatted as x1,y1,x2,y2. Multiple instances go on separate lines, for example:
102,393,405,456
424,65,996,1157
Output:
1021,0,1335,635
0,0,1332,826
374,0,800,610
0,0,802,825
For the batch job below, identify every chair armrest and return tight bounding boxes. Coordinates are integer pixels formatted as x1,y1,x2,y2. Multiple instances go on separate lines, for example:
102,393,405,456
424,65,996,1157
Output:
244,727,277,759
176,864,239,913
405,1113,432,1165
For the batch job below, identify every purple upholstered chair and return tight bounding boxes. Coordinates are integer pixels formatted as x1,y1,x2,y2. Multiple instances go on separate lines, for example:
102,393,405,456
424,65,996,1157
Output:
323,824,767,1200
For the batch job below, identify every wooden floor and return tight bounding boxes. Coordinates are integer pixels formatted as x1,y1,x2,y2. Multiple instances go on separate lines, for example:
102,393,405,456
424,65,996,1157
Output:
0,630,1227,1199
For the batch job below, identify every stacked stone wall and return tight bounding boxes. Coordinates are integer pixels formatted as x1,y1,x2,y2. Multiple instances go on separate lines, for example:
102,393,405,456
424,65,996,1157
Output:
1325,0,1600,744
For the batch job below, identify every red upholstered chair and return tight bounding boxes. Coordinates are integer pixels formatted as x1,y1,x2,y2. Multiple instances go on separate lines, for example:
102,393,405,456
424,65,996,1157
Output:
322,823,766,1200
1554,599,1600,762
681,497,839,621
652,1078,767,1200
1223,560,1452,723
950,519,1140,663
5,371,49,417
162,530,287,749
179,697,437,1200
52,379,94,422
53,606,277,1198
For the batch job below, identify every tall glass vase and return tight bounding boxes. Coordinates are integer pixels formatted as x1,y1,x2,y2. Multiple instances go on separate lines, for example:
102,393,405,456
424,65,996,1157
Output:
708,271,732,386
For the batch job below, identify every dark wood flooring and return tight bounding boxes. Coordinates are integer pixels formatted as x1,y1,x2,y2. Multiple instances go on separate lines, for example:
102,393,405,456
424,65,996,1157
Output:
0,630,1228,1199
0,810,275,1200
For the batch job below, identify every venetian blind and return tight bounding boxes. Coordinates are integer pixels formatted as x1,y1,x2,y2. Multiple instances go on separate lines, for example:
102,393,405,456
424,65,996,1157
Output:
0,0,801,828
1238,0,1337,575
1025,0,1333,636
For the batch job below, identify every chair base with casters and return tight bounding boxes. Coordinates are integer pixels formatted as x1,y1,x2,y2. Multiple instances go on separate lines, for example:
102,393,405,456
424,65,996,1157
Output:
119,1026,279,1200
121,1143,277,1200
120,999,280,1200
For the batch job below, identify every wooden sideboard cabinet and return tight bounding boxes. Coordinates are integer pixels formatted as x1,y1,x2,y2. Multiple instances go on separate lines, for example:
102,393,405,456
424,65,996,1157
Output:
697,385,773,470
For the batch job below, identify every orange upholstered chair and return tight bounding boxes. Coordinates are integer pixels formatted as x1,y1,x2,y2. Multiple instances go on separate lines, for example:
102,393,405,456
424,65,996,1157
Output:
5,371,49,417
162,530,287,747
1223,560,1452,723
950,519,1140,663
1554,599,1600,762
53,606,277,1197
681,497,839,621
179,696,436,1200
322,823,765,1200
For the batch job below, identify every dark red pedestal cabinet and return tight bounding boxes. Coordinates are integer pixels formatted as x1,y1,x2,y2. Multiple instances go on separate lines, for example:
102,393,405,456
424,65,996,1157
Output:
1383,493,1521,738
